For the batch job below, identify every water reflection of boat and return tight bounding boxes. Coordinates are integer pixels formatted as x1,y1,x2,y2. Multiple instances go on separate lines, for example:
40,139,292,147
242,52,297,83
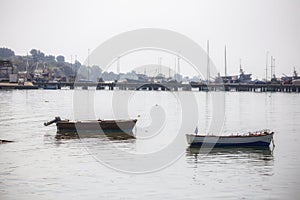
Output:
186,146,272,157
55,130,135,140
186,146,273,167
186,147,274,178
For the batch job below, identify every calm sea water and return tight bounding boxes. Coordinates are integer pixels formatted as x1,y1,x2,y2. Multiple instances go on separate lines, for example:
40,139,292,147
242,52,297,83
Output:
0,90,299,199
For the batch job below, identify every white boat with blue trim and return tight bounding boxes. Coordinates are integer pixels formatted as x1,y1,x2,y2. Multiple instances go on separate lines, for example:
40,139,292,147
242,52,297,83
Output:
186,130,274,147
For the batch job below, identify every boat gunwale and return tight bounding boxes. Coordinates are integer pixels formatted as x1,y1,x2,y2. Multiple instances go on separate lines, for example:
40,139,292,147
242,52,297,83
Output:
57,119,138,124
186,132,274,138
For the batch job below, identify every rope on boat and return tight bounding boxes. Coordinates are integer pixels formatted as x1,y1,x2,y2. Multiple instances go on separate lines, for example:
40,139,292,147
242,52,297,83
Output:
271,135,275,148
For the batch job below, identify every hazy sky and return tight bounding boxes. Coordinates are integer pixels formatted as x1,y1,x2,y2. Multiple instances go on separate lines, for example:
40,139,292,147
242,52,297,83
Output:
1,0,299,79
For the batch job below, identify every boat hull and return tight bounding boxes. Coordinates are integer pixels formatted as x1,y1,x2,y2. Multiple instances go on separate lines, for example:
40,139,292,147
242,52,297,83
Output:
186,133,274,147
56,119,137,133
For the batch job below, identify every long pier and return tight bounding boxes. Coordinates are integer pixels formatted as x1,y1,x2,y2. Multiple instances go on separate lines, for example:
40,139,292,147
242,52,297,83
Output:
1,82,300,92
36,82,300,92
191,83,300,92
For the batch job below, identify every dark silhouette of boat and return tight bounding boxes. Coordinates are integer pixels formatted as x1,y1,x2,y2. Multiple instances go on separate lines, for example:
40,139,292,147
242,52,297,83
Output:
0,139,14,144
44,117,137,136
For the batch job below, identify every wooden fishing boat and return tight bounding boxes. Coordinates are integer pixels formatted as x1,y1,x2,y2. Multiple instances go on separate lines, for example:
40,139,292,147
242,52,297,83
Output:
186,130,274,147
44,117,137,134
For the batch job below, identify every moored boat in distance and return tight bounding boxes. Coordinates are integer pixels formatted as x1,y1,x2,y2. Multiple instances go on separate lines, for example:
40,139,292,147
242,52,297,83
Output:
44,117,137,137
186,130,274,147
0,139,14,144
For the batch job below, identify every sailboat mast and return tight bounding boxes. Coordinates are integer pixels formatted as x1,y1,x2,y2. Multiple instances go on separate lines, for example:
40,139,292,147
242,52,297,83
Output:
117,56,120,75
74,55,77,73
294,67,298,78
174,58,177,81
26,53,29,81
266,51,269,82
207,40,210,84
87,49,90,81
177,54,180,78
273,58,276,77
270,56,273,78
225,45,227,76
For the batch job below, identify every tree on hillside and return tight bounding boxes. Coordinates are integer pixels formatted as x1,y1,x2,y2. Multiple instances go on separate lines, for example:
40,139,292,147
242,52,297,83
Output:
30,49,45,62
62,65,74,76
56,55,65,63
30,49,38,62
30,49,37,56
37,50,45,60
44,55,56,63
0,47,15,59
